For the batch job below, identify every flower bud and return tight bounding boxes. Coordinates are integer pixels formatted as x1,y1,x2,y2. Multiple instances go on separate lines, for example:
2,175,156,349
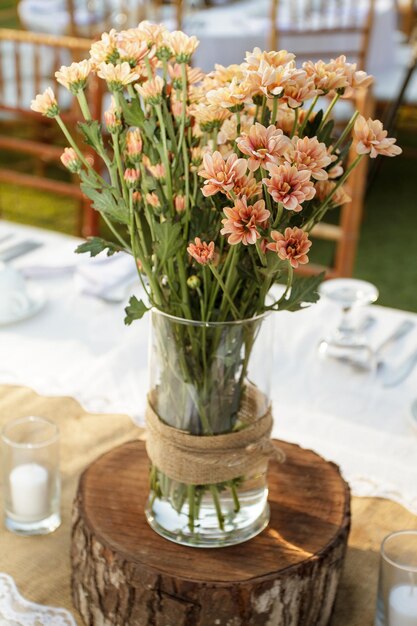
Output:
187,275,201,290
60,147,82,173
124,168,140,188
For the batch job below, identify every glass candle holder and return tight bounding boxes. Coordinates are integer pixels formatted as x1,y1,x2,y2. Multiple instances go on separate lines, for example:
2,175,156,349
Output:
376,530,417,626
1,416,61,535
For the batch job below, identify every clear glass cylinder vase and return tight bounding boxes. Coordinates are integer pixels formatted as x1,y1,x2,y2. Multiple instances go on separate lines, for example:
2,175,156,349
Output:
145,308,274,548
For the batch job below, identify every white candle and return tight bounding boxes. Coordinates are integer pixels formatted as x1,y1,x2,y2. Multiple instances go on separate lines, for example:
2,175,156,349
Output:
389,584,417,626
9,463,49,520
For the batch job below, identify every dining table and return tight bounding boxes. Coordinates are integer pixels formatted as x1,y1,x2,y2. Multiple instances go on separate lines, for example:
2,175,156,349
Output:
0,218,416,625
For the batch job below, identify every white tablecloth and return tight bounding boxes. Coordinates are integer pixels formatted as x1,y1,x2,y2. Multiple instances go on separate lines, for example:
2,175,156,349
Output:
1,221,417,515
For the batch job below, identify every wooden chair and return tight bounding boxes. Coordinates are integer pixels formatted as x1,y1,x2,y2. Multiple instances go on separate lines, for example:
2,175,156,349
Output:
269,0,376,69
0,28,102,236
269,0,376,278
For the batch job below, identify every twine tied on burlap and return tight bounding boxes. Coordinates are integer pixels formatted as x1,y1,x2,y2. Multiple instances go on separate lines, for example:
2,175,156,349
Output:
145,387,285,485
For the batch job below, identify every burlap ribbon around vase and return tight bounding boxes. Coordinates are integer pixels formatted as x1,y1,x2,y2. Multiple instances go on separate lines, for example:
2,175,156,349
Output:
145,388,285,486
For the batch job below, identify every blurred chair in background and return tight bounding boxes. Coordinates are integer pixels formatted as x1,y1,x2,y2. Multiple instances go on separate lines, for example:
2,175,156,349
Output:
269,0,376,70
0,28,102,236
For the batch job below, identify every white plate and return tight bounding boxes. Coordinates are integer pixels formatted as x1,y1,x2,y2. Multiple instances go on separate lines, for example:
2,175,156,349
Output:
0,287,46,326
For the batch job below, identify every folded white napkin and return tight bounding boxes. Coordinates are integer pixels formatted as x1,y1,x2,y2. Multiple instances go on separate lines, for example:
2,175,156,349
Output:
74,252,137,299
18,241,81,278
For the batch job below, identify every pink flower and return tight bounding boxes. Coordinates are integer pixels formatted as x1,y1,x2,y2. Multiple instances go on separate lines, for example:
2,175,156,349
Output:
124,168,140,187
174,194,186,213
126,128,143,160
220,196,270,245
187,237,215,264
266,227,312,268
231,173,262,199
103,97,121,133
198,151,247,197
263,162,316,212
60,147,81,173
281,74,318,109
354,115,402,158
146,192,160,208
286,136,332,180
30,87,59,117
236,123,291,172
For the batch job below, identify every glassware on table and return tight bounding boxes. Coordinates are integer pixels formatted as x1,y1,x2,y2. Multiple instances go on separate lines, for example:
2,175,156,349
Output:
376,530,417,626
318,278,379,371
1,416,61,535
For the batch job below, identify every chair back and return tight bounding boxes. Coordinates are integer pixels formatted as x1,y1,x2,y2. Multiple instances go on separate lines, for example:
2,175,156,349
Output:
0,28,101,236
270,0,376,70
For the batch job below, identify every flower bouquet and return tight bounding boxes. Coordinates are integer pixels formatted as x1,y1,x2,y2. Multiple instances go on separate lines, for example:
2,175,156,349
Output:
31,22,401,546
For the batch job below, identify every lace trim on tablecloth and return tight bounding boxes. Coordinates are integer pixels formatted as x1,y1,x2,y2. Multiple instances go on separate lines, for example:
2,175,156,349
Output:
0,574,76,626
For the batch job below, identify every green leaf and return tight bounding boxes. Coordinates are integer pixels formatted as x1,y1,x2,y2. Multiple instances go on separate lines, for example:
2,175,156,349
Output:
278,272,324,312
79,169,100,190
80,185,129,225
120,97,145,127
78,120,104,151
304,109,323,137
154,221,183,264
75,237,124,257
319,119,335,146
259,252,285,279
124,296,149,325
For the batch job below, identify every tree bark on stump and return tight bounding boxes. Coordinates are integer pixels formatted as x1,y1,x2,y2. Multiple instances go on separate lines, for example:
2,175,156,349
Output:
71,440,350,626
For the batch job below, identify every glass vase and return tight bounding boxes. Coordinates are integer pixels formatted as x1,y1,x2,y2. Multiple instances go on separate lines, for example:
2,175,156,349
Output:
145,308,274,548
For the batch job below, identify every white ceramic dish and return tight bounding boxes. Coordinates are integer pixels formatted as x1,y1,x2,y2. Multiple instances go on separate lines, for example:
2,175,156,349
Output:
0,286,46,326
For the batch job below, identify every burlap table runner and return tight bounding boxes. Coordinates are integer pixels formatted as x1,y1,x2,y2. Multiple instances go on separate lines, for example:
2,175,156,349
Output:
0,384,415,626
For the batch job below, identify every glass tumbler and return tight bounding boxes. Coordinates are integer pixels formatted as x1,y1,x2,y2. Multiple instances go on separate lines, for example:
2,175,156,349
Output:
376,530,417,626
1,416,61,535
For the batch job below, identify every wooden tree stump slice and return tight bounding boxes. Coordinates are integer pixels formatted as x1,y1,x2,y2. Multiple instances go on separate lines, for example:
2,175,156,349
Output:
71,440,350,626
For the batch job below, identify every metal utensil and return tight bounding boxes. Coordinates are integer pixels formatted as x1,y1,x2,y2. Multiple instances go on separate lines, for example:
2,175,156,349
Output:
375,320,415,370
0,240,43,263
0,233,13,246
382,348,417,387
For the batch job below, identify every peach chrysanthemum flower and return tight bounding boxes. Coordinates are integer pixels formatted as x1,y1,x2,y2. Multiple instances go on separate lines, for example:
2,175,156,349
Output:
303,59,348,94
168,63,204,88
315,180,351,206
103,96,122,133
205,63,246,88
329,56,373,97
190,103,230,131
174,194,186,213
146,192,160,208
221,196,270,245
216,114,251,146
281,74,318,109
253,60,302,99
117,30,152,66
30,87,59,117
354,115,402,158
207,78,252,110
263,162,316,212
230,173,262,200
97,62,140,90
164,31,199,62
266,227,312,268
286,136,332,180
187,238,215,264
274,104,311,134
124,168,140,188
126,128,143,160
245,48,295,71
198,151,247,197
55,60,91,93
60,147,81,173
135,75,164,104
137,21,167,49
90,29,119,68
143,156,165,179
236,123,291,172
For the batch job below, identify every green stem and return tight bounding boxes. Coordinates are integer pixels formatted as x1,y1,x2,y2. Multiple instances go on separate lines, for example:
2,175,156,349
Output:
187,484,195,532
298,94,319,135
209,485,225,530
155,104,173,209
112,133,128,204
76,89,92,121
209,263,240,319
320,92,340,129
290,107,299,138
230,481,241,513
271,96,278,125
332,110,360,153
